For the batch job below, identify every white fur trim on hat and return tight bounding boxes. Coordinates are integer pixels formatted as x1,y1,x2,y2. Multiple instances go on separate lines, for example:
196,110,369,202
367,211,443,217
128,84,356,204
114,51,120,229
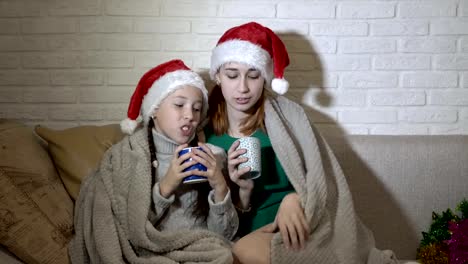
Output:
120,118,139,135
210,40,273,86
271,78,289,95
141,70,208,124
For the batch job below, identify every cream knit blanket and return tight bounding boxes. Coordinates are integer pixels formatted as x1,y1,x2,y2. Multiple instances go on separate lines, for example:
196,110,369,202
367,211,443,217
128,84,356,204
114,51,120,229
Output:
265,96,398,264
68,129,233,264
69,95,398,264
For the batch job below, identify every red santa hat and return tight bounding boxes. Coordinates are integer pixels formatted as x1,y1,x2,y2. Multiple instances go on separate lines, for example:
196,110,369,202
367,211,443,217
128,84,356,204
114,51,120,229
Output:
210,22,290,95
121,59,208,135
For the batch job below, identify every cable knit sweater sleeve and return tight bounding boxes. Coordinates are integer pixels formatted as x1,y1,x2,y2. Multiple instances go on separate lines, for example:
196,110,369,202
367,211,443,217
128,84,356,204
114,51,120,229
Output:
204,143,239,240
207,189,239,240
151,182,175,221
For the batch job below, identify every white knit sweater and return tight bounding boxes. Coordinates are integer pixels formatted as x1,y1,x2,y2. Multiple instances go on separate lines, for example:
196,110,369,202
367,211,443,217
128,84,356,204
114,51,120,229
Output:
151,130,238,238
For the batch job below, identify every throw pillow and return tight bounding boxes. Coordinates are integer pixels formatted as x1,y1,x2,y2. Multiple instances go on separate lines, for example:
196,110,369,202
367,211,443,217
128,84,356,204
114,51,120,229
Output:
35,124,125,200
0,119,73,263
0,169,71,264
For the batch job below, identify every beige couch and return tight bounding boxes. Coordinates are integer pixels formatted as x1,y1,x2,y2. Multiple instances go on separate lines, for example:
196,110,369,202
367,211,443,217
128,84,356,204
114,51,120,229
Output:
1,119,467,263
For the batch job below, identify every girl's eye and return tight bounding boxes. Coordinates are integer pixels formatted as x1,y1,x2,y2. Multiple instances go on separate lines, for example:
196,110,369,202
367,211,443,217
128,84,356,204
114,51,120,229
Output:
174,104,183,108
248,75,260,79
193,104,202,112
227,74,238,79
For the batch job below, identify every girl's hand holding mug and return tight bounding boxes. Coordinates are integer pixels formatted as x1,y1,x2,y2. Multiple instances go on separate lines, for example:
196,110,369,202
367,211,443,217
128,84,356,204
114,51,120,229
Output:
227,140,254,208
191,143,229,202
159,144,197,198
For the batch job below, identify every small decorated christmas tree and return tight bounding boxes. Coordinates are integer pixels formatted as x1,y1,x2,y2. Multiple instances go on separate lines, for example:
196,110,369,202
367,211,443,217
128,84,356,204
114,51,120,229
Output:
417,199,468,264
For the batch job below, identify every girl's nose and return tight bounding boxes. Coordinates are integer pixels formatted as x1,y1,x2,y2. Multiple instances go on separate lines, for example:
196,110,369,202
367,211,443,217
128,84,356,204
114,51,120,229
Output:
238,77,249,93
184,109,194,120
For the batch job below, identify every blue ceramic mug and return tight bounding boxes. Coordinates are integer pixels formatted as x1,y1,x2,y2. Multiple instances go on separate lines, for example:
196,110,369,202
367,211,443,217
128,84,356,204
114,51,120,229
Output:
178,147,208,184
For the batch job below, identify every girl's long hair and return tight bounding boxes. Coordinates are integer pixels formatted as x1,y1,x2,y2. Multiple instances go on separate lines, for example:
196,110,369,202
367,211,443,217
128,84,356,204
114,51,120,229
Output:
147,118,210,221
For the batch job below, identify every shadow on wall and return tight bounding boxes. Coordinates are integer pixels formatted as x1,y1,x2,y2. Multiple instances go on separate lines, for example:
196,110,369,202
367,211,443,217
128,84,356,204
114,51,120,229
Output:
278,32,331,106
279,32,417,258
328,135,420,259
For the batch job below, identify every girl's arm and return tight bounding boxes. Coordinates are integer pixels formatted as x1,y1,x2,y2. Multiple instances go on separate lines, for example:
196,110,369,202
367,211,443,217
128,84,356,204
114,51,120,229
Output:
192,143,239,239
151,182,175,221
152,144,198,222
206,189,239,240
272,192,309,251
227,140,254,211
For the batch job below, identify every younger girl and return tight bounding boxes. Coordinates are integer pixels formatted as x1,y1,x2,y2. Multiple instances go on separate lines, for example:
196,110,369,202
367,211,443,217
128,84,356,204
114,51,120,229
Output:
70,60,238,264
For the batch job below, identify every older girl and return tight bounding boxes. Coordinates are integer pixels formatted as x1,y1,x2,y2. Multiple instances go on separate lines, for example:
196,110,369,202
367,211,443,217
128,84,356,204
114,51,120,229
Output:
205,22,398,264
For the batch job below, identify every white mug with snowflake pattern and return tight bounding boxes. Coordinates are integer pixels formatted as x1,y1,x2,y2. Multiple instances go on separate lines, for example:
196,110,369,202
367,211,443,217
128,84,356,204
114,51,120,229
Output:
237,136,261,180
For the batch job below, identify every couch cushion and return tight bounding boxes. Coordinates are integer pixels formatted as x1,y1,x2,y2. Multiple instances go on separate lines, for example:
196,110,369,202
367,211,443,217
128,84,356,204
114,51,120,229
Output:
35,124,125,200
0,119,73,263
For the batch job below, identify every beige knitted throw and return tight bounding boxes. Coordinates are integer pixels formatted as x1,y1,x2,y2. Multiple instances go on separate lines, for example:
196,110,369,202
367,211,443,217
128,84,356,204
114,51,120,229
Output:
69,95,398,264
68,129,233,264
265,96,398,264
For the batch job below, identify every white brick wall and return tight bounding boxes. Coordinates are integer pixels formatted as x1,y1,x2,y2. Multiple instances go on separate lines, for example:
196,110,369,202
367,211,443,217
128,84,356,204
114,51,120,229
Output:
1,0,468,134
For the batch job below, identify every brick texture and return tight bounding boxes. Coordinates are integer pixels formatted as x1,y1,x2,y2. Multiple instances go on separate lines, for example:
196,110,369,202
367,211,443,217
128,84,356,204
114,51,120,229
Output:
0,0,467,135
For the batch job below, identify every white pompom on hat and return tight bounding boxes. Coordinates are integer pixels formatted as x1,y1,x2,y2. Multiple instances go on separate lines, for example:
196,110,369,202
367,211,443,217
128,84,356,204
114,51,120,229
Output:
210,22,290,95
121,59,208,135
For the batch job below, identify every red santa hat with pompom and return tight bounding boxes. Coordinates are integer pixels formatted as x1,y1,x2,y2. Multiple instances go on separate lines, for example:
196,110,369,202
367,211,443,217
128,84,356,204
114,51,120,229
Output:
210,22,290,95
121,59,208,135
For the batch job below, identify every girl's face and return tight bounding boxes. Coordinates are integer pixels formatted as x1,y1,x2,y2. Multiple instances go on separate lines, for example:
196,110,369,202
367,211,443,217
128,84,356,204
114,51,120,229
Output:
216,62,264,115
153,85,203,145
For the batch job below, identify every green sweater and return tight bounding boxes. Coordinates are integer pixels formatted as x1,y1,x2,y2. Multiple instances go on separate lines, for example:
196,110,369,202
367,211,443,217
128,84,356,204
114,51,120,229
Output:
205,128,294,236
